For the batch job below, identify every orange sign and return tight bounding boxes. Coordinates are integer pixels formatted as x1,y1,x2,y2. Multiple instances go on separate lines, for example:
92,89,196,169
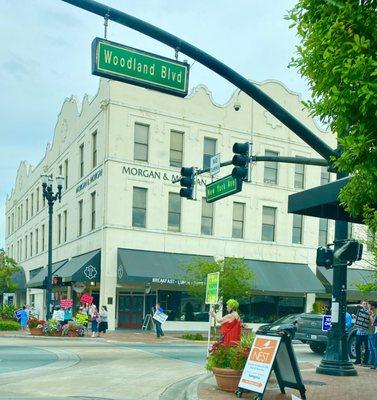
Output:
239,335,281,394
249,337,279,364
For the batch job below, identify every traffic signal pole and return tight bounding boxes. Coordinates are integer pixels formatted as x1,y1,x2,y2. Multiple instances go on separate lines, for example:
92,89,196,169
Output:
61,0,336,162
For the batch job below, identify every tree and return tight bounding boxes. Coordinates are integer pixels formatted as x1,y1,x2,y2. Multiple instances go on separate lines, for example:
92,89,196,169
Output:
287,1,377,230
181,257,254,304
0,249,20,295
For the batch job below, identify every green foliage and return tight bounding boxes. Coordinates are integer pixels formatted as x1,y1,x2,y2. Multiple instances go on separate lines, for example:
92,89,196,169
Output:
180,257,254,303
181,332,205,340
74,312,89,325
0,304,17,320
0,319,20,331
287,1,377,228
311,300,326,314
43,319,61,335
206,333,254,371
62,321,85,337
0,250,21,295
28,317,45,329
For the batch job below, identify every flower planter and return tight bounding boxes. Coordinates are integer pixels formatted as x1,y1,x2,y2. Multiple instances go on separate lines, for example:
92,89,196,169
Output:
29,327,43,336
212,367,242,392
47,331,62,337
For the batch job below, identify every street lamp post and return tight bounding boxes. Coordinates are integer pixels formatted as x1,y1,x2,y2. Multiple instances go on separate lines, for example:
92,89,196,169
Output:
41,174,64,320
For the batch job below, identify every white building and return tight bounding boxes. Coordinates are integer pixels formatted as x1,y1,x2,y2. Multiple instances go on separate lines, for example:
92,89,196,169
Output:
5,78,370,331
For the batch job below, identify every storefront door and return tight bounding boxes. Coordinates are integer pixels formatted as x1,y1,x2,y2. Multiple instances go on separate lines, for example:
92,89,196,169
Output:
118,294,144,329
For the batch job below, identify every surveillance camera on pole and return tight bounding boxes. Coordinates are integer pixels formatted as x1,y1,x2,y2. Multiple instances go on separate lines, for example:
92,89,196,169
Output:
179,167,197,200
231,142,251,182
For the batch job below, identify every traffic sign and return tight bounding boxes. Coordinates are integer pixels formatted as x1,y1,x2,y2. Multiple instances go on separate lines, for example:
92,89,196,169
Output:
206,175,242,203
205,272,219,304
322,315,332,332
210,153,221,177
92,38,189,97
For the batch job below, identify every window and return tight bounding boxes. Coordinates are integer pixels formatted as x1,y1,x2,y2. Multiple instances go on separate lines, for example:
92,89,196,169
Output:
170,131,184,167
36,188,40,212
320,166,330,185
64,211,67,242
232,202,245,239
11,212,14,232
42,224,45,251
78,200,83,236
21,204,23,224
262,206,276,241
31,193,34,217
91,192,96,230
292,214,303,244
64,159,69,189
43,194,46,208
294,159,305,189
26,198,29,220
203,138,216,170
79,144,84,178
58,213,62,244
134,123,149,161
7,216,10,235
59,164,63,175
201,198,213,235
132,187,147,228
30,232,33,257
264,150,278,184
92,131,97,168
35,229,38,255
168,193,181,232
318,218,328,246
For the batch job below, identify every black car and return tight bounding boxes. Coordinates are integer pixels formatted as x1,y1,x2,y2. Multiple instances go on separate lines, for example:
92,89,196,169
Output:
257,314,302,335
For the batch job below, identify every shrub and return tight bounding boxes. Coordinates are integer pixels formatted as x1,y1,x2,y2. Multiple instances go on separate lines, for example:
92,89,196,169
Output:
43,319,61,335
181,332,205,340
206,333,254,372
0,304,17,320
74,313,89,326
0,319,20,331
62,321,85,337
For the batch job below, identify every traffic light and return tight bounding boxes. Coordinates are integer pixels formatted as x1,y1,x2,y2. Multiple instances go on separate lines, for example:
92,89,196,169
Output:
231,142,250,181
52,275,63,286
179,167,196,200
334,239,363,264
316,247,334,269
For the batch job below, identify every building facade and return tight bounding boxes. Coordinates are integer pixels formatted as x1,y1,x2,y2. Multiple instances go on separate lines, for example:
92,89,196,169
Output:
6,78,367,331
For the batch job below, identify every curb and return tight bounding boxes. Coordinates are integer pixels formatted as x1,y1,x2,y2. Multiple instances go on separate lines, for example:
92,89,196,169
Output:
159,372,209,400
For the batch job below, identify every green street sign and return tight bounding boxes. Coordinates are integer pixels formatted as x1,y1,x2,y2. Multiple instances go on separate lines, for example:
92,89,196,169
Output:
205,272,220,305
206,174,243,203
92,38,189,97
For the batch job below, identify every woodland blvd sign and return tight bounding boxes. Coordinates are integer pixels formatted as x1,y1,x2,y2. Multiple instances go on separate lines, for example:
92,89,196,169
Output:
92,37,189,97
206,174,242,203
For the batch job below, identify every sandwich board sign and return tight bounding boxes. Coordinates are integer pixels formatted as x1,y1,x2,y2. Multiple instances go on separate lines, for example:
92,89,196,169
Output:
237,333,307,399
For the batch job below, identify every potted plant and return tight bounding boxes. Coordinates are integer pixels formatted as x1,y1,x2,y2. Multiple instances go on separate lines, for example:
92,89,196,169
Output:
62,320,85,337
206,333,254,392
28,317,45,335
43,319,62,336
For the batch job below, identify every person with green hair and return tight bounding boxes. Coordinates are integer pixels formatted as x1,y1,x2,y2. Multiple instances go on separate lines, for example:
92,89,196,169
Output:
210,298,241,345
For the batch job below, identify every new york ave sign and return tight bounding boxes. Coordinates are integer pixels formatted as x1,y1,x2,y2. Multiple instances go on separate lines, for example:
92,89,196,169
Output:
92,38,189,97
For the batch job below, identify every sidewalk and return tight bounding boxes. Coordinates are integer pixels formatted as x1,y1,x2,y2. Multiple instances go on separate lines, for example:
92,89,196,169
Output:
0,329,189,344
198,362,377,399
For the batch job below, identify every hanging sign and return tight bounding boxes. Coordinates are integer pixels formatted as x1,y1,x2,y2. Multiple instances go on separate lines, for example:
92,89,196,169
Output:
92,38,189,97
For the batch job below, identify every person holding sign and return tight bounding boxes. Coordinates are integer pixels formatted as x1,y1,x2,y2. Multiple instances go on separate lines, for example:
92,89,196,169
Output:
354,300,371,365
153,303,165,338
210,299,241,345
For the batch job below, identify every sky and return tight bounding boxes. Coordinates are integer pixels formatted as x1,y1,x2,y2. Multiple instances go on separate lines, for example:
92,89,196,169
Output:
0,0,309,249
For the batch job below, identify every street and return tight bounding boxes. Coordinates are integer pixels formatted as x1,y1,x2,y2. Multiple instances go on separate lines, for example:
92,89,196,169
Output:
0,336,322,400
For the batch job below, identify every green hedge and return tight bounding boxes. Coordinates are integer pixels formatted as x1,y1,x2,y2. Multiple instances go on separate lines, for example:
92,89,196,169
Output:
0,319,20,331
181,332,204,340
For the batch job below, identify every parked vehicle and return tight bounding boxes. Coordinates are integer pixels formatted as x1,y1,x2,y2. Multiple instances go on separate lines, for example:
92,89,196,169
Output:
257,314,302,335
295,313,357,358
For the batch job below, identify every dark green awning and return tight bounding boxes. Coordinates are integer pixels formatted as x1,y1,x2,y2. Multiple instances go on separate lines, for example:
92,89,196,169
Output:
288,177,363,223
117,248,214,285
27,260,68,288
59,250,101,283
317,266,377,300
245,259,325,294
